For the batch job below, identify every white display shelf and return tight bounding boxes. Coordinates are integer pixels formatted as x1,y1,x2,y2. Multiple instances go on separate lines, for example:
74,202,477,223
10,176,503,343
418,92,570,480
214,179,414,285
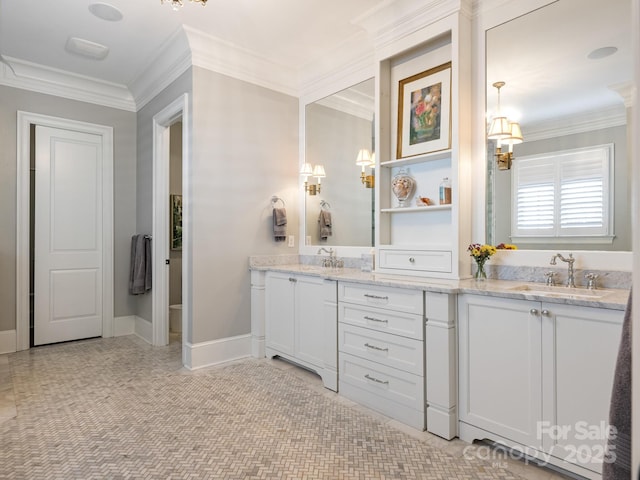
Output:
380,149,452,168
381,205,452,213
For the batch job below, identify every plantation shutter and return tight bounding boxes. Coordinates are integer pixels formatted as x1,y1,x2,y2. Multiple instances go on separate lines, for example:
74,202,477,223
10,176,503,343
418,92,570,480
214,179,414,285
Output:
511,145,612,239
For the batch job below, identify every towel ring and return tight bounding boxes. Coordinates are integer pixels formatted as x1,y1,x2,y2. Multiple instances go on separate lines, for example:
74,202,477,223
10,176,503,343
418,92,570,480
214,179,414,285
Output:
271,196,285,208
320,200,331,210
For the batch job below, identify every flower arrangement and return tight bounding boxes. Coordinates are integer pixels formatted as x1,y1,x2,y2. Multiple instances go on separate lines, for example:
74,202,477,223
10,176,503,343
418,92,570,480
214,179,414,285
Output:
467,243,517,280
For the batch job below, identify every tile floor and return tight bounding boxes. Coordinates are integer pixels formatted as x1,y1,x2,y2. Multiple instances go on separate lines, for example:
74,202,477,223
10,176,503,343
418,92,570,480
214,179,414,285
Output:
0,336,576,479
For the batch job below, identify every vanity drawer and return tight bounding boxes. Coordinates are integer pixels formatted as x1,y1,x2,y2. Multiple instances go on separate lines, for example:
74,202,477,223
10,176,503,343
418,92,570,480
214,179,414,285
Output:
339,303,423,340
339,323,423,376
378,248,452,274
339,352,424,422
338,282,423,315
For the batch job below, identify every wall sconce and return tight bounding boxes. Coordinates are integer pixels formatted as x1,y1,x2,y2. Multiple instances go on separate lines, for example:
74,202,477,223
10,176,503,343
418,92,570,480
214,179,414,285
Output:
300,163,326,195
488,81,523,170
355,148,375,188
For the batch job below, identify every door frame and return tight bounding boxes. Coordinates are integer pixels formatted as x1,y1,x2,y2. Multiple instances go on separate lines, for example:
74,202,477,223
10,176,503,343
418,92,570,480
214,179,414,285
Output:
16,112,114,351
151,93,190,359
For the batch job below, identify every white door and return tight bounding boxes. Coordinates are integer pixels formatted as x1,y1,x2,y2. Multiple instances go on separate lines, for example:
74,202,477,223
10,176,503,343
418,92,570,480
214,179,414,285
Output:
34,125,104,346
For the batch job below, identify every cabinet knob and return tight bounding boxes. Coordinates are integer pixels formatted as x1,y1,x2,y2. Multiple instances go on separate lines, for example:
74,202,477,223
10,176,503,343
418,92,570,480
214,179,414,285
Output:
288,277,297,283
541,309,551,316
409,257,415,263
530,308,539,315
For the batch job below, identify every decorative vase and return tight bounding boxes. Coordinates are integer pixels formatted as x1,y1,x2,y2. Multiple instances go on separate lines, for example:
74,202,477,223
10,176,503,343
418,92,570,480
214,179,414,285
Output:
391,169,416,207
474,261,487,281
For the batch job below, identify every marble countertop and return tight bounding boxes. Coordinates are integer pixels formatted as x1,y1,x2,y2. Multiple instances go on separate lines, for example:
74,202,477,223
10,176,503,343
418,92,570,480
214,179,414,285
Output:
251,264,629,310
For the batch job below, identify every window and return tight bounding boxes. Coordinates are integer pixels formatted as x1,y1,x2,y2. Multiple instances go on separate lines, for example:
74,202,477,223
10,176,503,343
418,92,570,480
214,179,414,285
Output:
511,144,614,243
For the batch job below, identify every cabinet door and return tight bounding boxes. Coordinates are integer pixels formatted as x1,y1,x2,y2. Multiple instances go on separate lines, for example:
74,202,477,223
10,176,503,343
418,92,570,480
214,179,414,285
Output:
265,272,295,355
541,303,623,473
295,276,333,368
458,295,543,448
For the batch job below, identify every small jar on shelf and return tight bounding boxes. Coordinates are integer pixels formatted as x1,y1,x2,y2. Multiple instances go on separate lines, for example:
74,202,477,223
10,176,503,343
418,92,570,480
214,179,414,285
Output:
439,177,452,205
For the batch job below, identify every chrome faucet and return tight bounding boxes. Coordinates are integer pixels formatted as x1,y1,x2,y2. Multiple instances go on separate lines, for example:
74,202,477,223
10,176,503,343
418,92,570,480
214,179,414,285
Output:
317,247,341,269
550,253,576,288
317,247,334,257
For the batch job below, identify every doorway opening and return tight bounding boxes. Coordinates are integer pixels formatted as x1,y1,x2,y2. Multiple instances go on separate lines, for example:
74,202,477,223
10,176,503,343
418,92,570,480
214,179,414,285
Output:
151,93,190,368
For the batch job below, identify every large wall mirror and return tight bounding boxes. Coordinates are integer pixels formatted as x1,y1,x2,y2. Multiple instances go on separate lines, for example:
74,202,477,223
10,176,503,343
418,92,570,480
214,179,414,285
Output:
304,78,375,247
486,0,632,251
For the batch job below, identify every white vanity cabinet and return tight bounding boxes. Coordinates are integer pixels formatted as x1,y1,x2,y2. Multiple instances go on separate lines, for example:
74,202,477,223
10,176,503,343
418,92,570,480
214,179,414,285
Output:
458,294,623,478
264,271,337,391
338,282,425,429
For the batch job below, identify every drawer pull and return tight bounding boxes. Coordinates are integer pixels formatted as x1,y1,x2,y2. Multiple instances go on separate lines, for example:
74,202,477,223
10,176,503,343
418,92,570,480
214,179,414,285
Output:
364,343,389,352
364,374,389,385
409,257,415,263
364,294,389,301
363,315,388,324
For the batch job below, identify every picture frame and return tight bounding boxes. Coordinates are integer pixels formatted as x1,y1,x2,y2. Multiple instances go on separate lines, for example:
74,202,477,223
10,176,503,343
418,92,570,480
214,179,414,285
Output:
170,194,182,251
396,61,452,159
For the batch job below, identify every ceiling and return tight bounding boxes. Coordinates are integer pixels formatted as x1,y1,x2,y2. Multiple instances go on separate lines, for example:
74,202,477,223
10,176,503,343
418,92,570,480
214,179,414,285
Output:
0,0,386,89
487,0,632,131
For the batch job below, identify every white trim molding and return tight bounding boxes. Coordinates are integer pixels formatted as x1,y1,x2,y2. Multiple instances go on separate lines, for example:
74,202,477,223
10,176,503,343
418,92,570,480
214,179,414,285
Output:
134,317,153,344
0,56,136,112
16,112,114,351
113,316,136,337
184,334,252,370
0,330,17,354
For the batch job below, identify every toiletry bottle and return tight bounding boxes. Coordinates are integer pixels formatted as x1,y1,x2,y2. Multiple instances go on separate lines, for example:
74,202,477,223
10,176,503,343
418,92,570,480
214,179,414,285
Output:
439,177,452,205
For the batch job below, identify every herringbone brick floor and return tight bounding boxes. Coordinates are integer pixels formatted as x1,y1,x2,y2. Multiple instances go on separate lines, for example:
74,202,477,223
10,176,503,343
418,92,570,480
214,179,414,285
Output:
0,336,570,479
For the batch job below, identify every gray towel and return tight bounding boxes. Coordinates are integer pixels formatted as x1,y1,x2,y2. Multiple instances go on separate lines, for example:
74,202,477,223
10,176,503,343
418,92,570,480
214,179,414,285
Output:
602,290,631,479
319,210,332,240
273,208,287,241
129,234,152,295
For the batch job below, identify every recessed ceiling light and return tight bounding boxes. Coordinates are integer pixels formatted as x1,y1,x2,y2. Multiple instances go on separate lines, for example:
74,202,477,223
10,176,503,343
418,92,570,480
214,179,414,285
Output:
65,37,110,60
88,2,123,22
587,46,618,60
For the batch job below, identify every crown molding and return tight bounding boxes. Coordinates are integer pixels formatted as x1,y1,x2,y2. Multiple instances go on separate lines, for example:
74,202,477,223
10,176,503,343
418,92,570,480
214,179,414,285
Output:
315,84,375,121
129,27,193,111
184,25,298,97
0,56,136,112
352,0,465,52
523,104,627,142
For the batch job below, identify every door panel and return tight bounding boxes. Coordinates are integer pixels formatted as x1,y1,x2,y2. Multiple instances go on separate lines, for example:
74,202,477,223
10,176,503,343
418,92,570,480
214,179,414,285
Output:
34,126,103,346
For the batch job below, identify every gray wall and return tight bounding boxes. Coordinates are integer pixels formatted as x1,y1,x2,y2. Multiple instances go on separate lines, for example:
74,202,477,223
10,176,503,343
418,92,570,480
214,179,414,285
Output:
0,85,137,333
493,124,630,251
135,69,193,321
190,66,299,344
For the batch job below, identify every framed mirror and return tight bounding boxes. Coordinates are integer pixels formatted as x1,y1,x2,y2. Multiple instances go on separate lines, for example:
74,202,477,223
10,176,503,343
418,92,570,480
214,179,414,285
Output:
303,78,375,248
485,0,632,251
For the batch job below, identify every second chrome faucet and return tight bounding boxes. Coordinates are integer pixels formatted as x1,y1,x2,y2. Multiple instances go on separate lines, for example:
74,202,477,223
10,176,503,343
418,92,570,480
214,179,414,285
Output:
549,253,576,288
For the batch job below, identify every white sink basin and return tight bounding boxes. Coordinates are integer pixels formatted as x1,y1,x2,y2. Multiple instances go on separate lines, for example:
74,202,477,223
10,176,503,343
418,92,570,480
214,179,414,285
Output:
507,284,608,299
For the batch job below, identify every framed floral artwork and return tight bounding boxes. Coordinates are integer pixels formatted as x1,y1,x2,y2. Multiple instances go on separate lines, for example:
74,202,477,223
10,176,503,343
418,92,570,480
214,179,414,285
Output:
396,62,452,159
170,194,182,251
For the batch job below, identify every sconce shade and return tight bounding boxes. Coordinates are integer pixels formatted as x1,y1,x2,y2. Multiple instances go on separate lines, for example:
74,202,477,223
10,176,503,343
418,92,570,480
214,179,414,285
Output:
312,164,326,178
300,162,313,177
355,148,372,166
487,116,511,140
504,122,523,144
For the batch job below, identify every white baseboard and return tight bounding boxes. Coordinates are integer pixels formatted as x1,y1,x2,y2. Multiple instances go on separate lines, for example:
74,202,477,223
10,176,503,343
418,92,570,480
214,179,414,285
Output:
134,316,153,344
184,334,252,370
113,316,136,337
0,330,16,354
